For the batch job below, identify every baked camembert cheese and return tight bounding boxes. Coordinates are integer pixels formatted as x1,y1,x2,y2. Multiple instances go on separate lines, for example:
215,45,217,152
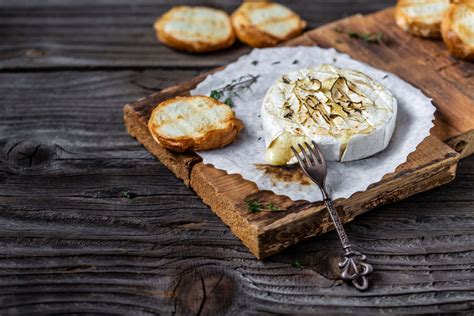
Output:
262,65,397,165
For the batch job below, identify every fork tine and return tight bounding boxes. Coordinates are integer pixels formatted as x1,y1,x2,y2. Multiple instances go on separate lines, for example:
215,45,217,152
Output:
305,142,321,164
311,140,326,165
290,146,305,166
298,143,313,165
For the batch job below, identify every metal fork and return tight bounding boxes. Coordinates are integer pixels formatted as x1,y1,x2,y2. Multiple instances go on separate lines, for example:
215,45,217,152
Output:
291,141,373,291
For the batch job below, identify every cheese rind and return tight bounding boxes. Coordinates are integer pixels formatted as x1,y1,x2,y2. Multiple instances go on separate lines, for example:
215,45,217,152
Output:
262,65,397,165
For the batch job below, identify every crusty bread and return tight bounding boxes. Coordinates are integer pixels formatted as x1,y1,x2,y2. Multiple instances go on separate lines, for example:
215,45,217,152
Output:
442,0,474,60
148,96,244,152
154,6,236,53
395,0,450,38
231,2,306,48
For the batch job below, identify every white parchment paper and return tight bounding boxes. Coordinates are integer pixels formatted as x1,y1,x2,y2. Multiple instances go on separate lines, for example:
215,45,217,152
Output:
191,47,435,202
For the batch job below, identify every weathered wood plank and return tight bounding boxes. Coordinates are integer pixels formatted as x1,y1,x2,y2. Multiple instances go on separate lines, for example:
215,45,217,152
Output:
1,0,474,313
0,70,199,161
0,0,395,69
1,68,473,315
0,167,473,314
124,80,459,260
123,7,471,259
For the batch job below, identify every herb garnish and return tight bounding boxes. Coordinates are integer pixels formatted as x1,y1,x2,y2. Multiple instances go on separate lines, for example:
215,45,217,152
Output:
267,202,282,211
334,28,384,44
224,97,234,107
121,191,135,199
210,90,221,100
245,199,263,213
251,60,259,66
292,59,299,64
272,61,281,65
209,74,260,107
348,30,384,44
245,199,284,213
292,260,303,269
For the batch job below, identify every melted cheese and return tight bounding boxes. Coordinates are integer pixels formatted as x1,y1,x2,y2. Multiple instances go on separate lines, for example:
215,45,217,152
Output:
265,132,309,165
262,65,397,165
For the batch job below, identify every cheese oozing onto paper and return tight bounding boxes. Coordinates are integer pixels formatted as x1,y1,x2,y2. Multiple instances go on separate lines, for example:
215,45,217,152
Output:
261,65,397,165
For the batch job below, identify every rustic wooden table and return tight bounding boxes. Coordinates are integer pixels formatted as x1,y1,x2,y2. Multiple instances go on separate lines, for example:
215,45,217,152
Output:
1,0,473,314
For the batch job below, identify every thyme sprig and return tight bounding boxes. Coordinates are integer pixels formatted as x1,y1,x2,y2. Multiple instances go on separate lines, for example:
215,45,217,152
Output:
334,28,384,45
292,260,304,269
267,202,282,212
348,31,384,44
245,199,262,213
209,74,260,107
121,191,136,199
245,199,284,213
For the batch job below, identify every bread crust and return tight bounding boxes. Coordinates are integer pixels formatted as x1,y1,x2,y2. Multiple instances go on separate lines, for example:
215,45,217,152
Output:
441,0,474,60
231,2,306,48
154,6,236,53
395,0,449,38
148,96,244,152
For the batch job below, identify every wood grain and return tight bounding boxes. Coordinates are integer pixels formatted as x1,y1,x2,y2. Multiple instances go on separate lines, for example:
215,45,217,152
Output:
125,89,459,260
2,0,474,314
1,58,473,316
0,0,395,69
124,8,466,259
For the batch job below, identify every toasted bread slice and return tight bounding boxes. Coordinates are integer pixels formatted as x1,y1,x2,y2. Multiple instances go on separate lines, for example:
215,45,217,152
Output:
148,96,244,152
395,0,450,38
442,0,474,60
231,2,306,48
154,6,236,53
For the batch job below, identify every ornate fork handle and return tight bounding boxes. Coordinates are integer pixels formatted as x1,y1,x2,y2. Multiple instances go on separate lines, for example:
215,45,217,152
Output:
290,142,373,290
323,196,373,290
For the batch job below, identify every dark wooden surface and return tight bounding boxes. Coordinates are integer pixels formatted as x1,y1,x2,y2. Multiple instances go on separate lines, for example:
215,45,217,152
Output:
1,0,473,314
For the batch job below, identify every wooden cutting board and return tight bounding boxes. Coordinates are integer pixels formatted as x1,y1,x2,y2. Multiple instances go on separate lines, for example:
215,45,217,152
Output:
123,8,472,259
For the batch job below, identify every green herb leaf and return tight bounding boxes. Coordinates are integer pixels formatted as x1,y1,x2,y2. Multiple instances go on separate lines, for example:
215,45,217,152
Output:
267,202,282,211
245,199,262,213
347,30,358,38
121,191,132,199
210,90,221,100
292,260,303,269
292,59,299,64
224,97,234,107
375,32,384,44
347,30,384,44
209,74,259,106
251,60,258,66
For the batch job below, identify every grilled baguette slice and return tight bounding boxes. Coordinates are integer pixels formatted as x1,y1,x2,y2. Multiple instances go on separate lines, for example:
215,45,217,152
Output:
148,96,244,152
154,6,236,53
442,0,474,60
231,2,306,48
395,0,450,38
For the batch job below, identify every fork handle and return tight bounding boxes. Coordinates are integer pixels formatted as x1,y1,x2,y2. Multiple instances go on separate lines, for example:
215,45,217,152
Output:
323,198,350,247
323,197,373,291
